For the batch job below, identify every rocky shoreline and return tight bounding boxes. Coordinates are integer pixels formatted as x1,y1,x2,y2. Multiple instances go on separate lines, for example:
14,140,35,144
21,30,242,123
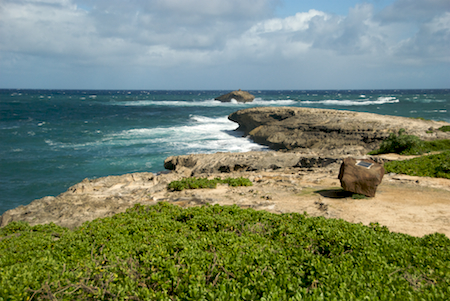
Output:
2,107,450,237
229,107,450,154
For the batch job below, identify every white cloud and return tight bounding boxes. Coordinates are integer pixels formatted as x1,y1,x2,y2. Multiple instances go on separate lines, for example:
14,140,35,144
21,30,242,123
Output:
249,10,328,33
0,0,449,89
393,12,450,63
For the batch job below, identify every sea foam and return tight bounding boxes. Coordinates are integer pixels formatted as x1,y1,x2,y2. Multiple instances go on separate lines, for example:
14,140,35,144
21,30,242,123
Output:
110,98,296,107
301,97,399,106
110,115,266,153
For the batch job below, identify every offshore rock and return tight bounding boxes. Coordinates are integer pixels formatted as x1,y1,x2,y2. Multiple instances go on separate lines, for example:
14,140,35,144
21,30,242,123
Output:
228,107,450,155
215,89,255,103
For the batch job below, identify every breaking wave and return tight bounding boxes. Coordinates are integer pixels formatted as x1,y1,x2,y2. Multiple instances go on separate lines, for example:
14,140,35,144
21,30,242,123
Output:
301,97,399,106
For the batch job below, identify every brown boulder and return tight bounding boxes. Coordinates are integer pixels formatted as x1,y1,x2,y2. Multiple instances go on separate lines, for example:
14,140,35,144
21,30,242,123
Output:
215,89,255,103
338,158,385,197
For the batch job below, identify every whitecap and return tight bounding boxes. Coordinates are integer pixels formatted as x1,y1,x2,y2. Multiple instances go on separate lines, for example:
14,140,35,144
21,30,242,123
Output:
423,110,448,113
108,98,296,107
108,115,267,153
301,97,399,106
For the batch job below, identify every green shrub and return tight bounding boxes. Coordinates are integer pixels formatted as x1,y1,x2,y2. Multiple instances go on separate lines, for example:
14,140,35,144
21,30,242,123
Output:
370,129,450,155
222,177,253,187
168,177,252,191
422,139,450,152
1,203,449,300
410,117,430,121
438,125,450,132
384,151,450,179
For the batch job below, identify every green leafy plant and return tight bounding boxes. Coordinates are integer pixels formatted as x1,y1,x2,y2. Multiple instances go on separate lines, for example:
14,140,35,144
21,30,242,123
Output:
1,203,449,300
410,117,430,121
369,129,425,155
168,177,252,191
384,151,450,179
369,129,450,155
438,125,450,132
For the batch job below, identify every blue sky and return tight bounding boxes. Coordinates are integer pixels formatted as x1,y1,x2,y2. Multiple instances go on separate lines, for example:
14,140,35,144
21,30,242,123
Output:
0,0,449,90
276,0,393,16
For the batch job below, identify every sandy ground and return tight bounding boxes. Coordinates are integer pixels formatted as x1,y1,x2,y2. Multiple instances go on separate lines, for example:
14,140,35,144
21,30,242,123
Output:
155,168,450,238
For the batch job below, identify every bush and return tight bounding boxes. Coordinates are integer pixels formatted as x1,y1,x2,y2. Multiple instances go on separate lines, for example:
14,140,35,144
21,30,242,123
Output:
369,129,450,155
1,203,450,300
438,125,450,132
384,151,450,179
168,177,252,191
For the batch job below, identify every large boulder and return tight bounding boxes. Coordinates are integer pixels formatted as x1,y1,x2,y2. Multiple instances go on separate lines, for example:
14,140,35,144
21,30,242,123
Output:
338,158,385,197
215,90,255,103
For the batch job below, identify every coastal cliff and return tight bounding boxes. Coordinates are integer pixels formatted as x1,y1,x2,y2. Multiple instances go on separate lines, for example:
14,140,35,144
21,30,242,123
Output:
1,107,450,237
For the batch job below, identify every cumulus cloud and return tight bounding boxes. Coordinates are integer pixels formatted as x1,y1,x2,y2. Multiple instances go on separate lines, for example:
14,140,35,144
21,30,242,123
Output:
0,0,449,88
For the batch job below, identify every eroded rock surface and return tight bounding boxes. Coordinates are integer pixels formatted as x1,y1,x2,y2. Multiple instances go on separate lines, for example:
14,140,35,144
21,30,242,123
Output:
2,108,450,237
1,157,449,238
164,151,343,176
0,172,177,229
229,107,450,154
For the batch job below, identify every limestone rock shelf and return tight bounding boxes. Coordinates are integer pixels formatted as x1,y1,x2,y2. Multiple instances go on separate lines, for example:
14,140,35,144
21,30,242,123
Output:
229,107,450,154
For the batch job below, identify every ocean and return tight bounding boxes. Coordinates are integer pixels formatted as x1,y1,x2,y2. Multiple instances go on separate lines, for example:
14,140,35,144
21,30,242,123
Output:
1,89,449,214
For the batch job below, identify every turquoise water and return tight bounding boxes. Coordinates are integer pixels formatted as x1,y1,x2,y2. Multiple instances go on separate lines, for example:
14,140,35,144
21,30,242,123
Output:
1,89,449,214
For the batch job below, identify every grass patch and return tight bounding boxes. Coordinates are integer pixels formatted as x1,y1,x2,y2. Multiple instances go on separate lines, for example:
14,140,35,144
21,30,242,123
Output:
369,129,450,155
410,117,430,121
385,151,450,179
1,202,450,300
297,187,318,196
438,125,450,132
168,177,252,191
352,193,369,199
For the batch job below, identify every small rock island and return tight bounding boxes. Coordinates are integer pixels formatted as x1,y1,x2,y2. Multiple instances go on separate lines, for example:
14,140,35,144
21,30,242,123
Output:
215,89,255,103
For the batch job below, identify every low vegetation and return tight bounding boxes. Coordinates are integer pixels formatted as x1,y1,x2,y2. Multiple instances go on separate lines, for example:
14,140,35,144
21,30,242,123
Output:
369,129,450,156
168,177,252,191
1,202,449,300
439,125,450,132
368,129,450,179
384,151,450,179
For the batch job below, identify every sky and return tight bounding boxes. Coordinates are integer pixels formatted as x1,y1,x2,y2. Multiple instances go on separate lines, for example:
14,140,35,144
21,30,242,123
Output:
0,0,449,90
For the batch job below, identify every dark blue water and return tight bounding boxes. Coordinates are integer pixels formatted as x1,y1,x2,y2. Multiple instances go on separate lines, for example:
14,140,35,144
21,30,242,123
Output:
1,89,449,214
